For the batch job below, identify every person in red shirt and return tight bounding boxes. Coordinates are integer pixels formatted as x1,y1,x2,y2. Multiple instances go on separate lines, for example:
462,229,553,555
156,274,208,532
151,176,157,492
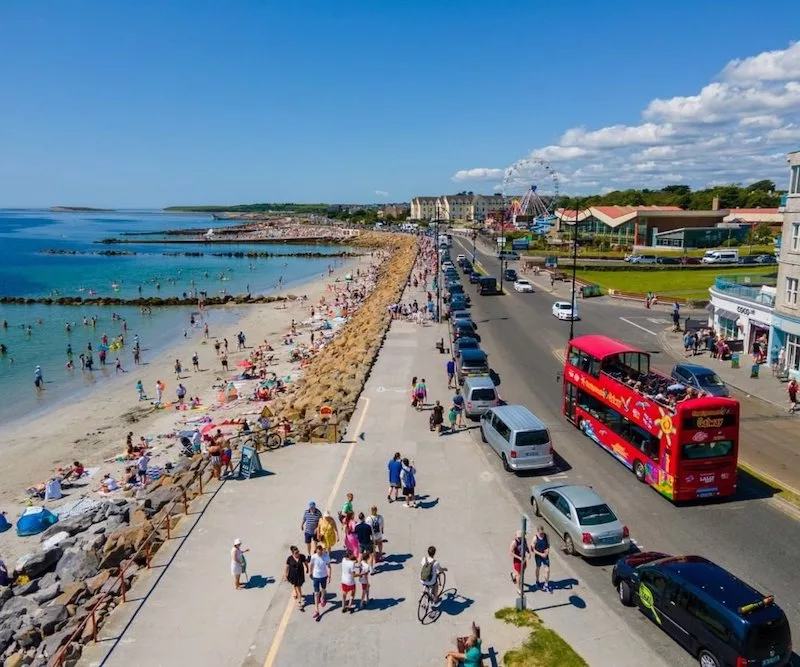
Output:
788,379,798,414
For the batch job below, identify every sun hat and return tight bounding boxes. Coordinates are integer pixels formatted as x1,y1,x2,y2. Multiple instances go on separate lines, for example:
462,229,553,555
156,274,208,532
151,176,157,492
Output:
233,538,242,546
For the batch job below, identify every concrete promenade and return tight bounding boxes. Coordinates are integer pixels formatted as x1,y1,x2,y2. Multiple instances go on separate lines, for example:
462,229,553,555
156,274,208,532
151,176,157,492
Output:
79,280,670,667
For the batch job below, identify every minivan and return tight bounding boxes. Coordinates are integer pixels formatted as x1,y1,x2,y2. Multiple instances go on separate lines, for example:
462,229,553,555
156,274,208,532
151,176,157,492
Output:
701,249,739,264
456,349,489,385
629,254,658,264
480,405,554,472
462,376,500,418
477,276,498,295
613,552,792,667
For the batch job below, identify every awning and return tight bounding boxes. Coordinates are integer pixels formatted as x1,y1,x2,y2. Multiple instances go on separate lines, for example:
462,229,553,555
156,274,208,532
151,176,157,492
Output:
715,308,739,321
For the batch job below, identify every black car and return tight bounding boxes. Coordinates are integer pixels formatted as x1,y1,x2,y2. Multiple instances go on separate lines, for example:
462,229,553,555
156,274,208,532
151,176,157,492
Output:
738,255,759,265
453,336,479,357
503,268,518,281
451,322,479,342
477,276,498,295
613,552,792,667
469,271,482,284
462,261,473,273
656,257,680,265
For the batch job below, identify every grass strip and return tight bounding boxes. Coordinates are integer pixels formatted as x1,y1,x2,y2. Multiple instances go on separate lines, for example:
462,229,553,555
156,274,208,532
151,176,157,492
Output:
495,607,587,667
738,461,800,512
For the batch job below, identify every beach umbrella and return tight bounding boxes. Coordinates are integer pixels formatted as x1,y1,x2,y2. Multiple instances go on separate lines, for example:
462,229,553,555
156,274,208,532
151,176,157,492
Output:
237,360,254,368
201,423,217,435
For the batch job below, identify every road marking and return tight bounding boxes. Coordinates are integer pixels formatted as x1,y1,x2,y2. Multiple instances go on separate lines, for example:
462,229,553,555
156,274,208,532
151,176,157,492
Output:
542,473,568,482
646,318,669,325
262,397,371,667
619,317,658,336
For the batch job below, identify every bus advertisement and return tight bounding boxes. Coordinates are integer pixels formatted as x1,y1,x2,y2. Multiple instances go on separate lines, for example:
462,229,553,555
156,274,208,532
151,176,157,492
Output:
563,334,739,501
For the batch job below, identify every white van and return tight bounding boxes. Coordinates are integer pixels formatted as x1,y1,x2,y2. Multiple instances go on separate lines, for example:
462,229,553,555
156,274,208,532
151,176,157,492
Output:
480,405,554,473
701,249,739,264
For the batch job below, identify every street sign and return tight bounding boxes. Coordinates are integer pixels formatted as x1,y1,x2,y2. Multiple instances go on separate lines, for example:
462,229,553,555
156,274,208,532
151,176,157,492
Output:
319,405,333,418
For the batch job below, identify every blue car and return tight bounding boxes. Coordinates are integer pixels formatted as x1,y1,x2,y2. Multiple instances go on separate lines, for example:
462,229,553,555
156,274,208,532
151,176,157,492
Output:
671,363,729,397
469,271,481,284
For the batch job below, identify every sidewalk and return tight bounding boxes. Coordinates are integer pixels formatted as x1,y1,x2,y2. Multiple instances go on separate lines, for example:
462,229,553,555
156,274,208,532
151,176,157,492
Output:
79,281,671,667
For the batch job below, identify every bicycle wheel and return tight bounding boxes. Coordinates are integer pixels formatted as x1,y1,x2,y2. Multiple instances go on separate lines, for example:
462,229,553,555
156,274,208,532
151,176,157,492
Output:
265,432,282,450
436,570,446,593
417,590,431,622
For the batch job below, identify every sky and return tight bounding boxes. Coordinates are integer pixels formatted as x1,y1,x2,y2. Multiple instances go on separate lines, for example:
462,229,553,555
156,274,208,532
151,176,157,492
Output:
1,1,799,207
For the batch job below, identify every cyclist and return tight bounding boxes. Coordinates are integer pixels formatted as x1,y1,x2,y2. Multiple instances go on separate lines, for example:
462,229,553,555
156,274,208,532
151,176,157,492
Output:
420,546,447,604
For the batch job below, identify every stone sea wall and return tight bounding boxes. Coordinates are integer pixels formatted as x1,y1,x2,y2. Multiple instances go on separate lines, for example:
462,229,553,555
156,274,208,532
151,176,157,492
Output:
273,232,418,439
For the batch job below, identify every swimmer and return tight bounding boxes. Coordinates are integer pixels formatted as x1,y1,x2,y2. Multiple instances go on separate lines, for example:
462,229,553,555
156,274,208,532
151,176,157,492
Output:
0,344,6,355
66,344,72,360
1,320,6,329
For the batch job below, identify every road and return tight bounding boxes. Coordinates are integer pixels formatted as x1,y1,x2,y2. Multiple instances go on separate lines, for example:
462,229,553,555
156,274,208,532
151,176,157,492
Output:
450,236,800,666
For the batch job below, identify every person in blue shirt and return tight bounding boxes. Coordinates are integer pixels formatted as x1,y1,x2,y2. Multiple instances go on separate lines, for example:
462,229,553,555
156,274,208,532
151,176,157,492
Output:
446,357,456,388
387,452,403,503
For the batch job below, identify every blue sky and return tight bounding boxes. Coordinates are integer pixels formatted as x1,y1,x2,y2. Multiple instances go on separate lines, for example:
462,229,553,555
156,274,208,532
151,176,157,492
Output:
1,1,799,207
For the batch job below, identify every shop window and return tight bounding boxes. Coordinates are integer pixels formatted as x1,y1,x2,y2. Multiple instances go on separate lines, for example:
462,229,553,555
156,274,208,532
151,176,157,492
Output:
718,316,737,339
787,334,800,372
791,223,800,252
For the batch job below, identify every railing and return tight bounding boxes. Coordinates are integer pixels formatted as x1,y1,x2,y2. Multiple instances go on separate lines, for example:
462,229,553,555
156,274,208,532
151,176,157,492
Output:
53,458,212,666
712,277,776,307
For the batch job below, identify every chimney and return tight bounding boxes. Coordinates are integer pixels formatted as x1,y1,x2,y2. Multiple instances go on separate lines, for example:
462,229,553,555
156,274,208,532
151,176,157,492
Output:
712,196,720,211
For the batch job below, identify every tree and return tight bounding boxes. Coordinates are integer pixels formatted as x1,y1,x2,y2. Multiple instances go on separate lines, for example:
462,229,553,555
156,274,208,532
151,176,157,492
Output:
746,179,776,192
661,184,691,195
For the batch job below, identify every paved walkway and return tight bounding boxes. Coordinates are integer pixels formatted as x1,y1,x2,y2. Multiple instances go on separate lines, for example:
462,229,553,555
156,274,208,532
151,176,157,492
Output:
80,278,671,667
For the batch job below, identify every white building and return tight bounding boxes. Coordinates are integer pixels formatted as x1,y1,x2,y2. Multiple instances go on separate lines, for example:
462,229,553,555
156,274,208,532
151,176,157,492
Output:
707,278,775,353
410,193,505,222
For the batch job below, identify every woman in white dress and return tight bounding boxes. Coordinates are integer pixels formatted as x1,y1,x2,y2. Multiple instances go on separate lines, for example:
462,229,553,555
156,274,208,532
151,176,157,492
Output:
231,538,249,590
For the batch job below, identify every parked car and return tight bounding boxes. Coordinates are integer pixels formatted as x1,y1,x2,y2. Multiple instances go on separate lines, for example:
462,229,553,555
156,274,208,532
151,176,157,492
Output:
462,375,500,419
737,255,759,265
552,301,579,320
629,255,658,264
530,484,631,558
670,363,730,397
656,256,680,265
453,336,480,357
469,271,482,284
497,251,520,260
452,322,479,342
680,256,701,265
456,254,466,263
449,309,470,322
612,552,792,667
755,254,777,264
462,261,473,273
456,349,489,385
480,405,553,472
504,268,518,282
513,278,534,293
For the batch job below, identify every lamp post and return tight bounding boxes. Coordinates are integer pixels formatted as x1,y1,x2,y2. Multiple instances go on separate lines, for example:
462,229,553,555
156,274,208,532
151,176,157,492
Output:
471,227,477,265
569,200,581,341
435,204,441,323
498,208,507,295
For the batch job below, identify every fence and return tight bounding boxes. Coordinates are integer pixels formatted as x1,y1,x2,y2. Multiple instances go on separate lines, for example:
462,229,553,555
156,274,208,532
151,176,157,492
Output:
53,458,211,666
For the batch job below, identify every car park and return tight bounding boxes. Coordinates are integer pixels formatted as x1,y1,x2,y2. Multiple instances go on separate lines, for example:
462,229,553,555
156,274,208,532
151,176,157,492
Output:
671,363,730,397
461,375,500,418
480,405,554,472
469,271,482,284
552,301,579,320
513,279,534,293
612,552,792,667
456,349,489,385
530,484,631,558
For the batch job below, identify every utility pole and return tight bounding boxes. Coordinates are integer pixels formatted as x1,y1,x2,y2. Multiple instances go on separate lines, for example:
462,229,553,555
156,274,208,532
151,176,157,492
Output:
435,204,441,322
516,514,528,611
569,200,580,341
498,207,506,295
471,227,477,265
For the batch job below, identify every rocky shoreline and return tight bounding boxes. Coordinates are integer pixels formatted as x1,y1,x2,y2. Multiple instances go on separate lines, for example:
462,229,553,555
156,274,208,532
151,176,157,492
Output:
39,248,358,259
0,294,297,307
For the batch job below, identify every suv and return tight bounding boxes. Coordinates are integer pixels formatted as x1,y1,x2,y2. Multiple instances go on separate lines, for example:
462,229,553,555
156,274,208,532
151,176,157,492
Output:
456,349,489,385
613,552,792,667
504,268,518,282
629,255,657,264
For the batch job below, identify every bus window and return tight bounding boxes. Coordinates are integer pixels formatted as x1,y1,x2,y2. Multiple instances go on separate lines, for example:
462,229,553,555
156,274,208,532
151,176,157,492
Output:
630,424,660,461
568,347,581,367
681,440,734,460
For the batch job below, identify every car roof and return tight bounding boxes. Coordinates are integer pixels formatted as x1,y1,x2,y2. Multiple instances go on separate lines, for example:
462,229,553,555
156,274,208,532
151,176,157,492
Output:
460,349,487,361
456,336,478,346
515,278,530,283
653,556,780,619
487,405,546,430
539,484,607,507
463,375,495,389
675,363,716,375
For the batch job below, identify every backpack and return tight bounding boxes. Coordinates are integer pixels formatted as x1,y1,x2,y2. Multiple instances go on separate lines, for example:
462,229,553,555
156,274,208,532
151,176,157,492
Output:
369,515,381,536
420,558,434,582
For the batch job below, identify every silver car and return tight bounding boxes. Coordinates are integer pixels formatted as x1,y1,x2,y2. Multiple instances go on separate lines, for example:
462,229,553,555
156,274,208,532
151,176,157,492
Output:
529,484,631,558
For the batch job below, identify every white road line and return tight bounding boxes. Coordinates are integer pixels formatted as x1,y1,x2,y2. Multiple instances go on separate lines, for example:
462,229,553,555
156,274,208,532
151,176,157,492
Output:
619,317,658,336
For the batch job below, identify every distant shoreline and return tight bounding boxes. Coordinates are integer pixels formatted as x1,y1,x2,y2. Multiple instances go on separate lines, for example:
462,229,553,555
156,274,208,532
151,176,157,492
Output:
50,206,114,212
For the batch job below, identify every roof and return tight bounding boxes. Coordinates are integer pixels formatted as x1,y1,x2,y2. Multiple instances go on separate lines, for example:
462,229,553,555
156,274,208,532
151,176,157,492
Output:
460,348,487,361
674,362,717,375
489,405,547,431
570,334,645,359
556,206,728,229
551,484,607,508
463,375,495,389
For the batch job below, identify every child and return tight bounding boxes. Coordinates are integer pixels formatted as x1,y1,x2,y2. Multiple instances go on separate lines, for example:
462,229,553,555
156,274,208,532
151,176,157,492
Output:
222,443,234,477
356,552,371,608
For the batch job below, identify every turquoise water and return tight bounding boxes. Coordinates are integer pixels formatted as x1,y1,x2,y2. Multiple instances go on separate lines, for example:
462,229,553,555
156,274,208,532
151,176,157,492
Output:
0,210,349,425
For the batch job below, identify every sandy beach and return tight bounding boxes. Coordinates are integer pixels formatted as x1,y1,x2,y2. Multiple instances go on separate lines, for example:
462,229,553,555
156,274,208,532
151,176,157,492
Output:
0,256,370,564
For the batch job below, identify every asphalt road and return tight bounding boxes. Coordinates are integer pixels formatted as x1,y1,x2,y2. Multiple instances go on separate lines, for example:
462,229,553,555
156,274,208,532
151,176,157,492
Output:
449,236,800,667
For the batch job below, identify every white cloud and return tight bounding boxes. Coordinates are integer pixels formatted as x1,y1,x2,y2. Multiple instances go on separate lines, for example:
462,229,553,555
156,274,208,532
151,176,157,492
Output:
375,190,389,197
451,167,504,183
722,41,800,82
452,42,800,194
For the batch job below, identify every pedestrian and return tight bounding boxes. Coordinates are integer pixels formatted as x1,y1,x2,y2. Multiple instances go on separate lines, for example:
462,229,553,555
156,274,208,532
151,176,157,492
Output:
301,501,323,556
354,512,374,564
430,400,445,435
115,357,123,373
367,506,385,568
214,340,221,356
136,451,150,486
509,529,530,586
446,357,456,389
222,440,234,477
340,550,357,613
448,403,458,431
415,378,428,412
401,457,417,508
231,538,250,590
355,552,371,609
317,511,339,557
410,375,418,408
220,351,228,372
204,322,209,339
176,383,186,406
387,453,402,502
672,302,680,332
645,291,653,309
683,331,694,357
788,378,798,414
343,512,359,558
532,525,551,592
339,492,354,524
208,436,222,480
284,546,308,611
309,544,331,621
192,352,200,372
155,380,164,405
136,379,146,401
174,358,182,378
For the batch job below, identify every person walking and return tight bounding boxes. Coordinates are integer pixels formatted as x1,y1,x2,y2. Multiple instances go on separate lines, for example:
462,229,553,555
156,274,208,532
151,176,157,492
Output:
136,379,146,401
509,529,530,586
788,378,798,414
402,458,417,508
452,393,465,428
446,357,456,389
192,352,200,372
672,302,681,332
231,538,250,590
176,383,187,407
431,400,445,435
340,550,358,613
387,452,402,502
410,376,418,408
343,512,360,559
339,492,354,524
309,544,331,621
354,512,374,564
532,525,551,592
414,378,428,412
284,546,308,611
174,358,182,378
355,552,371,609
367,506,385,569
301,501,323,556
316,511,339,558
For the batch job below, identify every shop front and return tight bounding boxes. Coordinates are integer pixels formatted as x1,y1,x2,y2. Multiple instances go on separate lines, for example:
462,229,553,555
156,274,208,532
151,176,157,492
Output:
708,290,774,355
771,312,800,380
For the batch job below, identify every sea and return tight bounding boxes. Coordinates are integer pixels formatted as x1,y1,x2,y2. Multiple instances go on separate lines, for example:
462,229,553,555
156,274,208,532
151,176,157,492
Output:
0,209,350,425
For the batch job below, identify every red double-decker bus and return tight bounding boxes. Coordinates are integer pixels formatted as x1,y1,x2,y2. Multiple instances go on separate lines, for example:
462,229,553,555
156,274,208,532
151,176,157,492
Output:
562,334,739,501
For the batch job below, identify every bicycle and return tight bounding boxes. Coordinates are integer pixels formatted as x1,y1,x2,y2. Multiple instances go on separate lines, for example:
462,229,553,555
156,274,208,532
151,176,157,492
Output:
417,570,447,622
248,428,283,452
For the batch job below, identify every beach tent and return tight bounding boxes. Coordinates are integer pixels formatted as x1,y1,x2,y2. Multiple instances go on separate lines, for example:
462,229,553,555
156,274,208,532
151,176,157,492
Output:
16,506,58,537
0,512,10,533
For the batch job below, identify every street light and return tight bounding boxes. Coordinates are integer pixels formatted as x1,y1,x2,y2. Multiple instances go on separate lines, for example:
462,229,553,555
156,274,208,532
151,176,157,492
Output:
569,200,581,341
435,203,441,323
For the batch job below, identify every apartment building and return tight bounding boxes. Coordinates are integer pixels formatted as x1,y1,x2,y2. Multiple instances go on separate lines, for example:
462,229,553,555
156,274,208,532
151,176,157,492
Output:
410,193,505,222
771,150,800,379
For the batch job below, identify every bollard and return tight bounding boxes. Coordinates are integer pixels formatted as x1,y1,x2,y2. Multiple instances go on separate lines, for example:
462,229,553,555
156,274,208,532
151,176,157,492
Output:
91,609,98,642
166,511,172,539
183,490,188,515
198,473,203,495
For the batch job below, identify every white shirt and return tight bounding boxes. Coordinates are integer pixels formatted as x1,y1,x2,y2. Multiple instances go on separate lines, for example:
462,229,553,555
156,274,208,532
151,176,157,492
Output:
103,477,120,491
420,556,440,585
137,455,149,472
368,514,384,537
310,553,330,579
341,557,356,586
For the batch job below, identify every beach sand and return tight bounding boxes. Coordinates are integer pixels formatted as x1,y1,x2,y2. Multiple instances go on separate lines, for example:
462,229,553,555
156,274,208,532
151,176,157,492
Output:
0,256,369,564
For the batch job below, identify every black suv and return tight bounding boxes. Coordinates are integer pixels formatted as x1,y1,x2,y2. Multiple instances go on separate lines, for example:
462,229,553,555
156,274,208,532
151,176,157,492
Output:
613,552,791,667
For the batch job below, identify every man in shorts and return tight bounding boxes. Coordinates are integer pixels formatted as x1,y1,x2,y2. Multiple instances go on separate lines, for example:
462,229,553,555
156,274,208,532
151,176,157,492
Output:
309,544,331,621
533,526,551,592
387,452,402,502
446,357,456,389
301,501,322,556
509,529,529,586
367,506,385,570
420,545,447,605
354,512,374,562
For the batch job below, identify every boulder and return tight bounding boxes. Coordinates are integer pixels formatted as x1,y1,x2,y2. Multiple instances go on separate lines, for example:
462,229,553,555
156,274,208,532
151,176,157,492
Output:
30,583,61,605
85,572,109,596
3,651,25,667
12,580,39,597
0,629,15,655
32,604,67,636
52,583,85,608
0,595,40,618
39,626,72,660
13,624,41,649
104,515,125,534
55,549,99,585
14,548,63,580
37,573,57,590
40,531,71,552
100,521,152,570
0,586,13,609
141,487,176,514
39,513,93,540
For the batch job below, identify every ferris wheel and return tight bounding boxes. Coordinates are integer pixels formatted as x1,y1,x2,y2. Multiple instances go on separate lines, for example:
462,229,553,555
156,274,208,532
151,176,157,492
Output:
502,158,560,232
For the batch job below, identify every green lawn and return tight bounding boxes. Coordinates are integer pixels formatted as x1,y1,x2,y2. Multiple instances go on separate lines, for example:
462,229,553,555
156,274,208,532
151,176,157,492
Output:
576,266,776,300
495,608,587,667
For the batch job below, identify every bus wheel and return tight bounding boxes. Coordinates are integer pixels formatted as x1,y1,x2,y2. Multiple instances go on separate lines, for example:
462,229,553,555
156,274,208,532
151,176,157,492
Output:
633,460,646,483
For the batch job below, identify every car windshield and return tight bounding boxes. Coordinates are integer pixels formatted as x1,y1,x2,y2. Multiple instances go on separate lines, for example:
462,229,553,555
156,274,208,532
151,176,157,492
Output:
681,440,734,460
696,372,724,387
558,304,571,310
576,503,617,526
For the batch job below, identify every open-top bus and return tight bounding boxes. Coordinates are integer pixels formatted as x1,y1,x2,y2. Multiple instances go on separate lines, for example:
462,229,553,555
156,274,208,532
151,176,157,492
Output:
563,334,739,501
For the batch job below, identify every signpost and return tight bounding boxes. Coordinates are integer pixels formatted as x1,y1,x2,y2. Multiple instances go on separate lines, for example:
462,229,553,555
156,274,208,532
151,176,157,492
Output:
238,445,264,480
319,405,338,442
